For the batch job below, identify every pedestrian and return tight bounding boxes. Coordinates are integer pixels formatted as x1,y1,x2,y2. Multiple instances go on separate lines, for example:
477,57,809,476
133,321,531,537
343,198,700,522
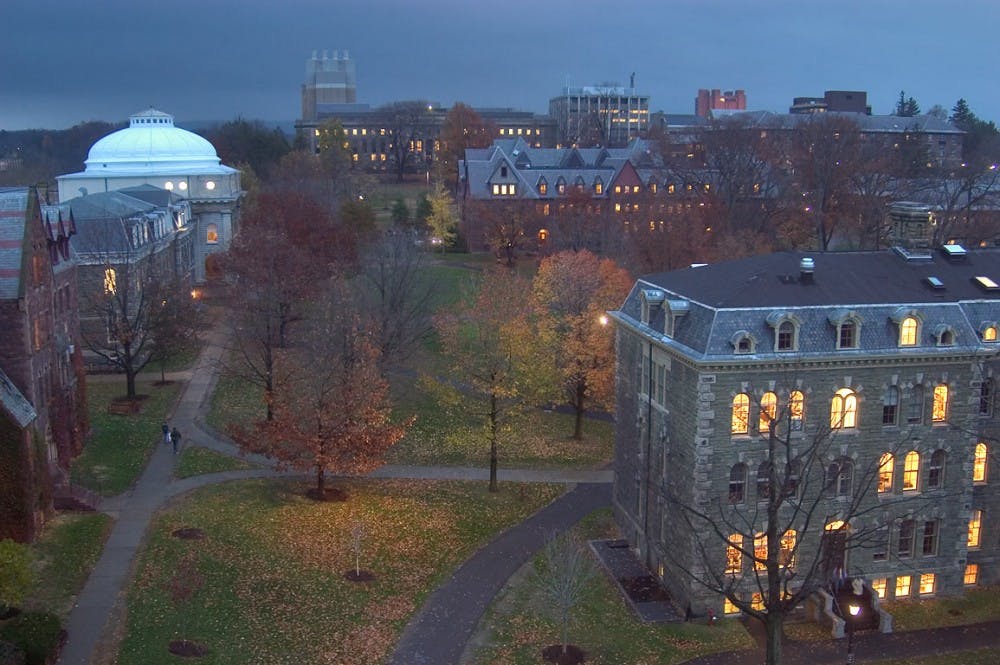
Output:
162,422,170,445
171,427,182,455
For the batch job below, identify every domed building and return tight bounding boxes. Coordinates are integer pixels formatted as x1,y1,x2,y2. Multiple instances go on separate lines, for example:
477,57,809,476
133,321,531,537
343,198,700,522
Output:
57,108,242,282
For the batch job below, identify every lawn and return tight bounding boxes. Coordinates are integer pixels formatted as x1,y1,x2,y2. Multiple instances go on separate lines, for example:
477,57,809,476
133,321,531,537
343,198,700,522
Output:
25,512,114,619
114,478,562,665
72,378,182,496
174,446,260,479
881,586,1000,631
471,509,754,664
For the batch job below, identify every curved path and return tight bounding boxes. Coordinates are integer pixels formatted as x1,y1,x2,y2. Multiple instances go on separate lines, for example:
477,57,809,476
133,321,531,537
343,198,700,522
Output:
56,326,612,665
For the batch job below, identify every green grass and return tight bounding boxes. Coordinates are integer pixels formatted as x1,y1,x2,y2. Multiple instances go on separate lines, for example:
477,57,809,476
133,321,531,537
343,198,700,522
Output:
25,513,114,619
881,586,1000,631
116,478,563,665
206,372,265,433
72,379,182,496
472,508,754,664
174,446,260,479
873,647,1000,664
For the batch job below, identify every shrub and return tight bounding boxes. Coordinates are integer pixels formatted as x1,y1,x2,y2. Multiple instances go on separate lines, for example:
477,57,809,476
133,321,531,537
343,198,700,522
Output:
0,612,64,665
0,540,32,611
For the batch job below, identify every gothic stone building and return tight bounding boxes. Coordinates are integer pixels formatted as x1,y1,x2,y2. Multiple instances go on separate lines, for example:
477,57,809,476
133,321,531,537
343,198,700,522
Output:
610,206,999,616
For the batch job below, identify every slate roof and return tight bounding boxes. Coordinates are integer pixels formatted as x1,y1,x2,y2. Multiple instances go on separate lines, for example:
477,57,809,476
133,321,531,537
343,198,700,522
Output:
720,111,962,135
618,248,1000,360
0,187,29,300
58,191,163,257
0,367,36,428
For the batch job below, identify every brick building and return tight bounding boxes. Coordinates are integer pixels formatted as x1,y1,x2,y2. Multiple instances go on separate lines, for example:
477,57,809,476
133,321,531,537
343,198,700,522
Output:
0,187,86,542
696,89,747,118
609,202,999,616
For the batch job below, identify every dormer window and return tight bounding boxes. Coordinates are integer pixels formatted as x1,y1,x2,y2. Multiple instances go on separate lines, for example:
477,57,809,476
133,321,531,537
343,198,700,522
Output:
731,331,756,354
556,177,566,195
500,165,508,177
538,178,548,196
934,325,956,347
639,288,665,326
767,312,800,352
594,178,603,195
982,323,998,342
575,176,585,192
891,308,922,347
829,310,861,350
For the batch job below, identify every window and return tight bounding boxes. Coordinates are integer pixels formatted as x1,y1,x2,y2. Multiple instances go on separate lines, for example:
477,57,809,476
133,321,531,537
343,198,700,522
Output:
922,521,938,556
538,179,547,195
751,592,765,610
901,451,920,491
757,462,772,499
729,464,747,504
900,316,919,346
898,519,914,558
919,573,936,595
759,392,777,432
827,458,853,496
737,337,753,353
964,563,979,586
500,166,508,177
878,453,894,493
789,390,804,431
968,509,982,548
732,394,750,435
594,179,603,195
830,388,858,429
779,530,796,568
838,320,858,349
103,268,117,295
973,443,988,482
753,533,767,570
777,321,796,351
984,326,998,342
932,384,948,422
206,223,219,244
783,460,802,498
725,535,743,573
907,385,924,424
927,450,945,489
557,178,566,194
872,525,889,561
895,575,912,598
872,578,887,599
882,386,899,425
980,380,994,416
723,597,740,614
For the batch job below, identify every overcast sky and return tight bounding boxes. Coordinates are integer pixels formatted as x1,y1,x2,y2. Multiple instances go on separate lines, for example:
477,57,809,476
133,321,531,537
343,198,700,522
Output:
2,0,998,130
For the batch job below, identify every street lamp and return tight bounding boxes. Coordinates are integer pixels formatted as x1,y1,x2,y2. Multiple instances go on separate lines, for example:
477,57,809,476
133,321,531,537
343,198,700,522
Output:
598,314,609,327
846,602,860,665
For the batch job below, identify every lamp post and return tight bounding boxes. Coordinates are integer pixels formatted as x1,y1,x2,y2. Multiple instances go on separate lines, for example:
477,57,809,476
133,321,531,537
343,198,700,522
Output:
846,602,860,665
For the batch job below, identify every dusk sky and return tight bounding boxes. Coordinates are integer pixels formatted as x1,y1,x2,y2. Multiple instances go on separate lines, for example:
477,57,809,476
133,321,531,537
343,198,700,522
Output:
2,0,998,131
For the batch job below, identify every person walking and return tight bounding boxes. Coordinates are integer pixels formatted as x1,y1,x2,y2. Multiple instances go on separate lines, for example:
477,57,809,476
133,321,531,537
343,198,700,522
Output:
162,422,171,445
170,427,182,455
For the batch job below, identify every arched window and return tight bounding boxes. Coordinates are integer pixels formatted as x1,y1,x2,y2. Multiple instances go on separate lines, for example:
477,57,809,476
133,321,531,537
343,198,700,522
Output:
878,453,894,493
928,450,945,488
777,320,796,351
984,325,998,342
907,385,924,424
206,223,219,244
757,461,772,499
968,509,982,548
789,390,804,431
903,450,920,491
831,388,858,429
725,534,743,573
759,392,777,432
729,464,747,504
882,386,899,425
900,316,919,346
932,384,948,422
731,394,750,435
827,458,853,496
973,442,988,482
838,320,858,349
980,379,994,416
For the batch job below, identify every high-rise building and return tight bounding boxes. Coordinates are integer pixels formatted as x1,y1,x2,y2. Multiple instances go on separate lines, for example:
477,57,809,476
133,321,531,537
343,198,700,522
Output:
549,84,650,147
301,50,357,122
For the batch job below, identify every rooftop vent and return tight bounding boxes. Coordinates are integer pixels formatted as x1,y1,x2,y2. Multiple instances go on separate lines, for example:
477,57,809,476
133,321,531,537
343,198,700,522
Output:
924,276,945,290
973,276,1000,291
941,244,968,261
799,257,815,283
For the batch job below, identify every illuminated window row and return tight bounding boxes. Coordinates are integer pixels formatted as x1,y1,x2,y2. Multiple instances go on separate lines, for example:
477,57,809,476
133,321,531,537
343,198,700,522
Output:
730,391,804,435
877,449,947,493
871,574,938,599
724,530,796,574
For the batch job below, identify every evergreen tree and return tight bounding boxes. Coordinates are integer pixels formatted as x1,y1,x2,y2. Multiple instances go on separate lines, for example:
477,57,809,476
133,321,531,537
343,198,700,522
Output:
894,91,920,117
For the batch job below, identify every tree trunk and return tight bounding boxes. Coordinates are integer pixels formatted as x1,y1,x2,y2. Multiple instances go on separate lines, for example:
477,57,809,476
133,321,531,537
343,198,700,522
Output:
316,466,325,496
572,381,586,440
126,368,137,399
765,612,784,665
489,393,499,493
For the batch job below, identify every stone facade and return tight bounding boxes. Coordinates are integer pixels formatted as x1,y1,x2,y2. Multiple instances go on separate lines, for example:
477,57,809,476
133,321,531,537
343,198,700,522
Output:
611,228,1000,615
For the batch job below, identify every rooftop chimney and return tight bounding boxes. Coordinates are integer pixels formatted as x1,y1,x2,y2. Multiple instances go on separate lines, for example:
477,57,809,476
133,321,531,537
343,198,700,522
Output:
800,257,815,283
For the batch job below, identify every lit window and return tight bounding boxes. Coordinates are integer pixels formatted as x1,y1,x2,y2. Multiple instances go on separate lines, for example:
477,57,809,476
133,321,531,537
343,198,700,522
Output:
827,458,853,496
729,464,747,504
973,443,988,482
779,530,796,568
968,509,982,548
725,535,743,573
985,326,998,341
932,385,948,422
164,181,174,191
980,380,994,416
751,592,765,611
838,320,858,349
790,391,804,431
103,268,117,295
882,386,899,425
731,394,750,434
723,597,740,614
538,180,547,195
206,223,219,245
895,575,912,598
919,573,936,595
595,181,603,195
922,521,937,556
964,564,979,586
492,184,500,196
759,392,777,432
872,578,887,598
902,451,920,491
927,450,945,489
830,388,858,429
206,181,216,191
776,321,796,351
178,181,188,191
667,184,676,194
753,533,767,570
878,453,894,493
900,317,918,346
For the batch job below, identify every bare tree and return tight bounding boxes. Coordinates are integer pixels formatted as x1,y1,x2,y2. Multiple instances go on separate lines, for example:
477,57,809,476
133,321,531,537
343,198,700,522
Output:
376,101,433,183
536,532,595,657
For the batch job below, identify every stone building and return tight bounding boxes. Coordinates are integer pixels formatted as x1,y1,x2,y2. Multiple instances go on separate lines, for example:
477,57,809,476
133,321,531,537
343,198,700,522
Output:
609,203,999,615
56,108,241,283
0,187,86,542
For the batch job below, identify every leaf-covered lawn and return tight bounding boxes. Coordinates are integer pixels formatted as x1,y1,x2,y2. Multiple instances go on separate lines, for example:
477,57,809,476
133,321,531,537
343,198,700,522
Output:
174,446,260,479
874,647,1000,664
116,478,563,664
72,379,182,496
25,512,114,619
882,586,1000,631
472,509,753,665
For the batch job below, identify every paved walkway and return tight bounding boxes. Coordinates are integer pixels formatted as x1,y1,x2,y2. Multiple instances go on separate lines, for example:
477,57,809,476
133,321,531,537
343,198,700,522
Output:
56,324,612,665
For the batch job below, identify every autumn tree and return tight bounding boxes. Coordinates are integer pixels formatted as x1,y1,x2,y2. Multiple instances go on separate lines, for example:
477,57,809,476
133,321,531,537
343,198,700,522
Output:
230,284,411,497
433,269,552,491
426,182,458,251
376,100,433,182
533,250,632,439
434,102,496,191
466,199,537,266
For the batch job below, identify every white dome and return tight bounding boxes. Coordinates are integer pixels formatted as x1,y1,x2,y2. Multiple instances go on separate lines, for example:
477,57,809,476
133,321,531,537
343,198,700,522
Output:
84,109,222,173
